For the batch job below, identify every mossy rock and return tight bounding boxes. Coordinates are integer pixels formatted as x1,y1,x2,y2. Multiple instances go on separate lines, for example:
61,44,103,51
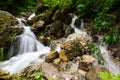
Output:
0,10,22,60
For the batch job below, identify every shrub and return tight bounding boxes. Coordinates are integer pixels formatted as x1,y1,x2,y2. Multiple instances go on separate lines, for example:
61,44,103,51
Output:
42,0,72,10
99,71,120,80
0,0,36,15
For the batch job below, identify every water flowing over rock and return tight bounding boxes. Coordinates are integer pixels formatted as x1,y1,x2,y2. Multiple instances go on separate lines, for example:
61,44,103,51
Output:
0,11,120,80
0,18,50,74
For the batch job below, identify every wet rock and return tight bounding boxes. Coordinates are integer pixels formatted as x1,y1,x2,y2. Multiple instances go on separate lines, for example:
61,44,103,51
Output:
0,10,22,60
49,20,64,38
75,17,81,28
59,34,90,61
85,66,108,80
32,20,44,29
64,14,73,25
29,10,52,25
112,49,120,58
52,9,61,21
0,69,11,80
63,24,74,37
45,51,59,62
39,36,51,46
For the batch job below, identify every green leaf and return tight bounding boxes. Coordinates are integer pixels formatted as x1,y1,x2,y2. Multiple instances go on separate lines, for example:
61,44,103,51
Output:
35,71,43,79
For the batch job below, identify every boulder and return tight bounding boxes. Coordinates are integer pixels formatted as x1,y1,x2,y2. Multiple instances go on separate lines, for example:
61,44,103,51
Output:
29,10,52,25
75,17,81,28
63,24,74,37
79,55,96,71
59,34,90,61
45,51,59,62
0,10,22,60
52,6,73,25
85,66,108,80
49,20,64,39
39,36,51,46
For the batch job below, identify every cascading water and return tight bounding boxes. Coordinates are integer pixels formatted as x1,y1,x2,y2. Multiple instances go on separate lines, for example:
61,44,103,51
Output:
28,13,35,20
100,45,120,74
69,14,120,74
0,13,119,75
0,18,50,74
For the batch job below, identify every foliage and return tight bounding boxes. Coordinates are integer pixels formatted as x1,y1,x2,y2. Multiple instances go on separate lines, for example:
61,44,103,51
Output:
74,0,120,44
99,71,120,80
42,0,72,10
35,70,45,80
75,0,104,17
34,70,55,80
0,0,36,15
103,28,119,44
88,42,103,64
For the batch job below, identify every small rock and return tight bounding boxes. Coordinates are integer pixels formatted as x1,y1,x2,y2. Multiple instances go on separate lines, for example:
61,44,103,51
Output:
45,51,59,62
85,66,108,80
80,55,96,63
53,58,61,65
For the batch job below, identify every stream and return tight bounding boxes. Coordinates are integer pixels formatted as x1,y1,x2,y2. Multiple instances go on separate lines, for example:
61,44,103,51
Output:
0,14,120,75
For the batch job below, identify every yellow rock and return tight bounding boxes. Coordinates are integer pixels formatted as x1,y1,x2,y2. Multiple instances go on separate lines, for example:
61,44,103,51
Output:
59,50,69,61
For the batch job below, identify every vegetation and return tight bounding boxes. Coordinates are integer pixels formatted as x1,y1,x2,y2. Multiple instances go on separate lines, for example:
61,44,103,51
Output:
88,42,103,64
34,70,55,80
41,0,120,44
0,0,36,15
99,72,120,80
42,0,73,10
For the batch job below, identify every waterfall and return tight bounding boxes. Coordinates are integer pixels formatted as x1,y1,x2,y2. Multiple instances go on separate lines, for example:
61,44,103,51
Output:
0,18,50,74
70,14,86,35
0,13,119,75
69,14,120,74
7,18,45,58
100,45,120,74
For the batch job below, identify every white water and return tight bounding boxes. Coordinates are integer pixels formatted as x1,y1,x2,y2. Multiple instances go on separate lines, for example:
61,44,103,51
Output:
70,14,120,74
0,18,50,74
28,13,35,20
70,14,86,35
100,45,120,74
0,14,119,75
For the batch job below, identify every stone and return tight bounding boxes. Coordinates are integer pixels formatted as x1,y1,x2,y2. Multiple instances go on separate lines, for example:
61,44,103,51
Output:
39,36,51,46
0,10,22,60
80,55,96,63
59,34,90,61
59,50,69,62
78,55,96,71
63,24,74,37
45,51,59,62
49,20,64,38
75,17,81,28
53,58,61,65
85,66,108,80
